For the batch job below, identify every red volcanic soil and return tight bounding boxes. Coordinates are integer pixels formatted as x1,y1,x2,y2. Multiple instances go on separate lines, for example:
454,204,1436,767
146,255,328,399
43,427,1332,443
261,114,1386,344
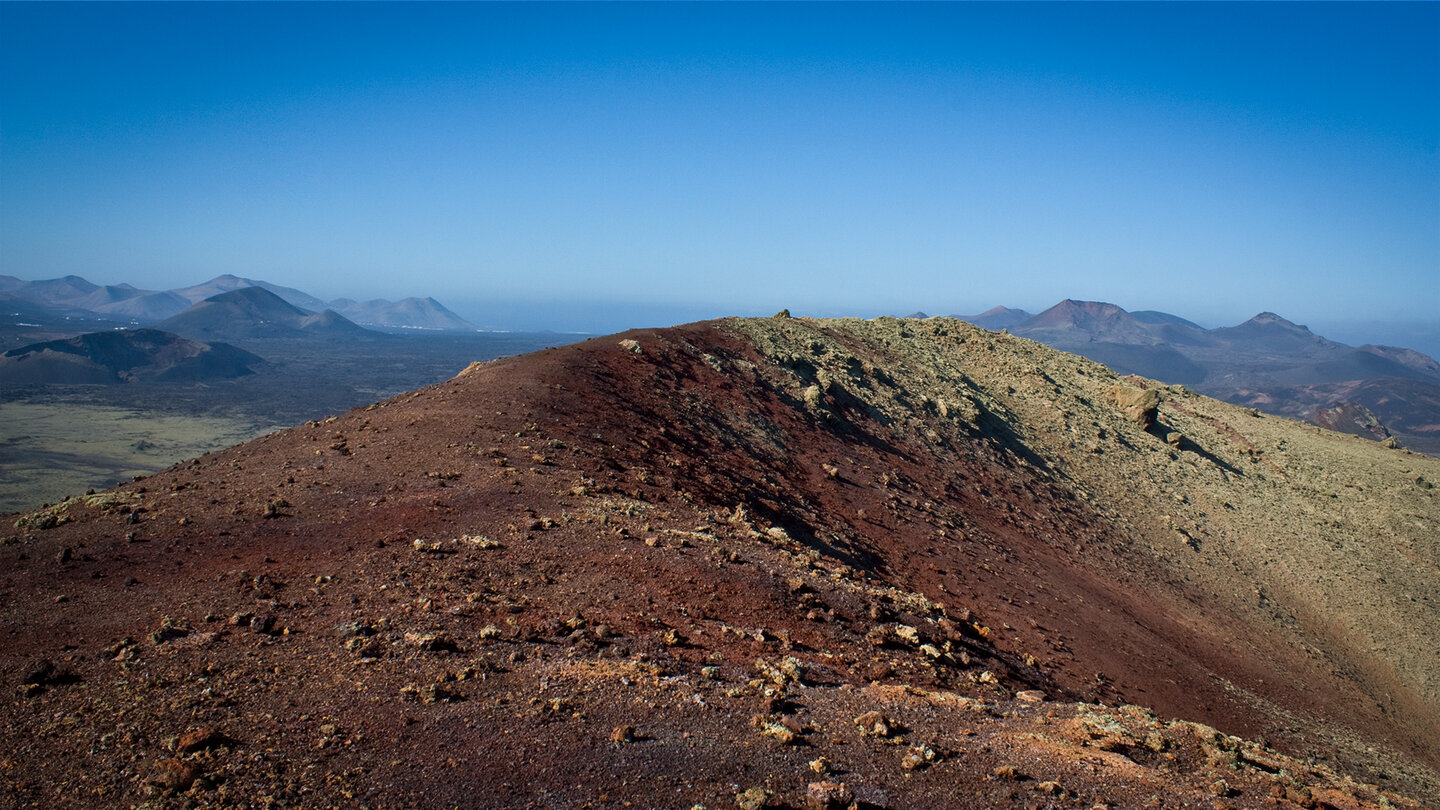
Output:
2,317,1435,808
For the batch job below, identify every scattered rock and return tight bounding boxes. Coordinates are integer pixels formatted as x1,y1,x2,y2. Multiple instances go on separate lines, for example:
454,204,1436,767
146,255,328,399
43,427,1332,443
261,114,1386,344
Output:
335,620,376,639
103,637,136,662
619,338,642,354
803,385,823,409
1238,747,1286,774
149,758,203,795
404,683,464,703
735,786,774,809
901,745,936,770
780,656,808,684
854,710,893,738
150,616,191,645
405,632,461,653
610,724,636,743
21,659,56,685
992,764,1025,780
463,534,503,549
804,780,854,810
758,719,798,745
1015,690,1046,704
177,727,231,753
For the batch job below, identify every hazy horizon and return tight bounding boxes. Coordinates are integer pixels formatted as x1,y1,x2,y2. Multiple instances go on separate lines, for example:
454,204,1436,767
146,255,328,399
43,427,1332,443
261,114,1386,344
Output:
8,265,1440,362
3,3,1436,339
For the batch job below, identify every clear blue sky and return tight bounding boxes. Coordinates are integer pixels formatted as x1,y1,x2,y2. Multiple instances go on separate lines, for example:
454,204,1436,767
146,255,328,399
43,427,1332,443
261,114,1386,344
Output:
2,2,1436,334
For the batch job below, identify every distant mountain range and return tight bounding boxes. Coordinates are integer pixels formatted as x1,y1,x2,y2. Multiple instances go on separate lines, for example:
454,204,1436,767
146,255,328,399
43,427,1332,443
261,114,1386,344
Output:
0,274,477,332
941,300,1440,454
0,286,392,387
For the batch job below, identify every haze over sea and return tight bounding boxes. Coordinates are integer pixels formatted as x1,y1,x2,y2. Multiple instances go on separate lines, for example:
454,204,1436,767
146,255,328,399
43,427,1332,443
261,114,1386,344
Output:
2,3,1435,351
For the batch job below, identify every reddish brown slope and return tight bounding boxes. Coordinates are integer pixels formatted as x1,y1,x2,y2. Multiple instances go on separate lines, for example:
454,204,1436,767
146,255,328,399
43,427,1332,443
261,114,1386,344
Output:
2,316,1435,808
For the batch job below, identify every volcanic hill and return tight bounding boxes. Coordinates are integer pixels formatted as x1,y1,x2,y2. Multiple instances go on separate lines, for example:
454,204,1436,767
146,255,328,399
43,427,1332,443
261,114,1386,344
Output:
0,329,262,386
328,296,477,332
3,316,1437,809
158,287,373,342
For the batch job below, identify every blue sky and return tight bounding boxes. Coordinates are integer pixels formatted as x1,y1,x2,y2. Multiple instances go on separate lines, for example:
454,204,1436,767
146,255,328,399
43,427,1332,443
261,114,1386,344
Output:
2,2,1436,335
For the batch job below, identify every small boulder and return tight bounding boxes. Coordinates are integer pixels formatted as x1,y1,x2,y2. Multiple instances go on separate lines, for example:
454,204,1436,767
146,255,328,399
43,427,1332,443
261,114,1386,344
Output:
901,745,936,770
736,786,774,809
992,764,1025,780
804,781,855,810
1108,385,1160,428
150,616,191,645
854,710,893,737
150,758,203,795
758,719,798,745
21,659,55,685
779,656,809,684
